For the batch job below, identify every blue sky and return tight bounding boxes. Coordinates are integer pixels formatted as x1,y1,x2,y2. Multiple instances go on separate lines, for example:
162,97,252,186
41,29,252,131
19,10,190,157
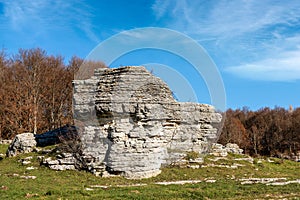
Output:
0,0,300,110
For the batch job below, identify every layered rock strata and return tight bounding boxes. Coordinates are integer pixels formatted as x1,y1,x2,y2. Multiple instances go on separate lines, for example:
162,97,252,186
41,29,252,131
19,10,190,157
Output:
73,66,222,179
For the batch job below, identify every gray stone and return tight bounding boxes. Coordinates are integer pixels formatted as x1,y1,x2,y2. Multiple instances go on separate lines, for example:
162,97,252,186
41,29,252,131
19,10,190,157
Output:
41,154,77,171
46,160,60,165
210,143,243,157
20,175,36,179
73,66,223,179
187,165,200,169
26,166,37,170
49,165,75,171
21,160,31,165
225,143,244,154
6,133,37,157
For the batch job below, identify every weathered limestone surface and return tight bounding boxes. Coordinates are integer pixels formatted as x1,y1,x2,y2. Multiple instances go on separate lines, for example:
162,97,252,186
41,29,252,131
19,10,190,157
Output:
42,153,77,171
73,66,222,179
6,125,77,157
210,143,243,157
6,133,37,157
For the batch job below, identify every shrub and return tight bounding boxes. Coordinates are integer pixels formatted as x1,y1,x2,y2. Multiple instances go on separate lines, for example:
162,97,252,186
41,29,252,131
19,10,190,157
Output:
185,151,200,160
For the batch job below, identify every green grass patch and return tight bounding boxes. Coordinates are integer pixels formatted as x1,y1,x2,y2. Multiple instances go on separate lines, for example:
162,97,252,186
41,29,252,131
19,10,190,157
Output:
0,144,299,199
184,151,200,160
0,144,9,154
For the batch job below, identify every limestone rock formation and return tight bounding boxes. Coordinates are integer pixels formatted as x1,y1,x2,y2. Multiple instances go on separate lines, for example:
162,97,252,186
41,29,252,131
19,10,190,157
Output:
210,143,243,157
73,66,222,179
6,125,77,157
6,133,37,157
41,153,76,171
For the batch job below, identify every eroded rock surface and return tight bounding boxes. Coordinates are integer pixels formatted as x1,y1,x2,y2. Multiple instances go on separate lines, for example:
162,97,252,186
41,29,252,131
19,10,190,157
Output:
210,143,243,157
73,66,222,179
6,133,37,157
6,125,77,157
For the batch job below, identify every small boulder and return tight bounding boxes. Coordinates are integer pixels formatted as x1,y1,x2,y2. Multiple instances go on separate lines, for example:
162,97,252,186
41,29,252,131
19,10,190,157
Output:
225,143,243,154
210,143,243,157
6,133,37,157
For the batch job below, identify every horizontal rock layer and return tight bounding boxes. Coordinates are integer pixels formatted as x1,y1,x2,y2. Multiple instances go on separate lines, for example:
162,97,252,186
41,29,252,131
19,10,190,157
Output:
73,66,222,179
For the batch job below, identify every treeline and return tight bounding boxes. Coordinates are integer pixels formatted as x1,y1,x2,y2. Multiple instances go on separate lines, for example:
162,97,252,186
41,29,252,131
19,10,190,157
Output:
0,48,105,139
218,107,300,158
1,48,299,158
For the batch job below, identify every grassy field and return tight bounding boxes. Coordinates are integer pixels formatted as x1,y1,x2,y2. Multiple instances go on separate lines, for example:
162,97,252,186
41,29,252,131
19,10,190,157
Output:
0,144,299,199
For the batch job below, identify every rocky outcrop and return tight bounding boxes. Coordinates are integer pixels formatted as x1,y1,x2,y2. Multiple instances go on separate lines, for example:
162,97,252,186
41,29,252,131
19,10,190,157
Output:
6,133,37,157
210,143,243,157
5,66,223,178
73,66,222,179
41,153,76,171
6,125,77,157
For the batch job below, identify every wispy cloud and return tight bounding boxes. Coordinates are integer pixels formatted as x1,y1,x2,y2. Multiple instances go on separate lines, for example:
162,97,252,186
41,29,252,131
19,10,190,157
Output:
152,0,300,37
152,0,300,82
226,48,300,81
151,0,172,20
1,0,99,43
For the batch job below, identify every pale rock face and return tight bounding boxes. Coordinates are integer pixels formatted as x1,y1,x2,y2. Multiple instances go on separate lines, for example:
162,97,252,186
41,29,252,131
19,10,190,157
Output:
210,143,244,157
6,133,37,157
73,66,222,179
42,155,77,171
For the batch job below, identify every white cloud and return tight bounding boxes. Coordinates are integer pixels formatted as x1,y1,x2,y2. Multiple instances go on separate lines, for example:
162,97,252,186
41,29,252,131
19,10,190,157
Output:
151,0,171,19
225,34,300,81
152,0,300,82
1,0,99,43
225,48,300,81
152,0,300,37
